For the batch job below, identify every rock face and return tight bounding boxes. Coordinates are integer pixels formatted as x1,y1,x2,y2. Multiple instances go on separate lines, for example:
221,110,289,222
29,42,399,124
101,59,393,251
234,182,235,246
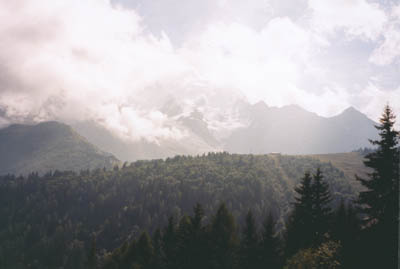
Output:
0,121,118,175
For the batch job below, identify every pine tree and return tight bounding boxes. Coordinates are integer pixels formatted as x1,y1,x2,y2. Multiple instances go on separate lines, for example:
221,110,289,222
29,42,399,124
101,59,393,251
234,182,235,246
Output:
176,215,193,269
239,210,260,269
285,170,333,258
188,203,208,269
311,168,332,245
356,105,399,268
162,216,178,269
135,231,154,269
152,228,165,269
209,203,238,269
191,203,204,232
260,212,281,269
331,201,361,268
285,171,314,257
86,236,97,269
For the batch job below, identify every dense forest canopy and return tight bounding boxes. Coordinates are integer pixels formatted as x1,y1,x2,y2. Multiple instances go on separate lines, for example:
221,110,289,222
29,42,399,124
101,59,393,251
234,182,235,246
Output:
0,152,359,268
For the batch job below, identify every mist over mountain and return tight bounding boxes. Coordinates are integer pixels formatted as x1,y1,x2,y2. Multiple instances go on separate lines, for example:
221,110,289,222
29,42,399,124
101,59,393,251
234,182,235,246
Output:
71,100,378,161
0,121,118,175
224,102,379,154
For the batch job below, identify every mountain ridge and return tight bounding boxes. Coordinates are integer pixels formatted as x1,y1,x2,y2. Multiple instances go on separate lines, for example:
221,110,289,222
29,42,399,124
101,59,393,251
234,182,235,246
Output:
0,121,118,175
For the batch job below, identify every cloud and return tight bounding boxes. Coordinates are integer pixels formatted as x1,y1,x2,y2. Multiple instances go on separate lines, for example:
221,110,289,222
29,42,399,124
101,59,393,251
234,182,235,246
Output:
309,0,387,40
0,0,398,140
369,5,400,65
180,17,329,107
0,0,189,142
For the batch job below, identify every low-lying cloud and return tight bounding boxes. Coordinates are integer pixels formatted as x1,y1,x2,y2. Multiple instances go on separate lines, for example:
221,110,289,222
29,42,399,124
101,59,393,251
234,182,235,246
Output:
0,0,399,142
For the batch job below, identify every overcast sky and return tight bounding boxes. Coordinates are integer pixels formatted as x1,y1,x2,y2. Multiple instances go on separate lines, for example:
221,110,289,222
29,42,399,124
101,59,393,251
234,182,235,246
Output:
0,0,399,140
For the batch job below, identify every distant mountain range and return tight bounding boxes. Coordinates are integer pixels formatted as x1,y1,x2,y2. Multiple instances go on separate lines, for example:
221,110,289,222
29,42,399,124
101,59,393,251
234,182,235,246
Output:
74,101,378,161
0,101,378,174
0,121,118,175
223,102,378,154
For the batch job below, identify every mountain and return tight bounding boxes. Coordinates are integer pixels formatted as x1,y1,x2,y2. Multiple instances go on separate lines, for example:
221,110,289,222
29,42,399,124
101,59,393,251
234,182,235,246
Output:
223,102,378,154
0,121,118,175
73,110,221,162
71,101,378,161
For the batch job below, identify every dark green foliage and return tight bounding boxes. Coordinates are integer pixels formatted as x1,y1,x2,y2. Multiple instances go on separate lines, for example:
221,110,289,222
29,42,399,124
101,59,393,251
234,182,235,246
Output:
0,153,356,268
260,212,281,269
284,241,341,269
0,121,118,175
311,168,332,245
356,105,400,269
285,172,314,256
285,169,333,257
135,232,154,269
162,217,177,269
209,203,239,269
239,210,260,269
86,236,97,269
331,201,361,268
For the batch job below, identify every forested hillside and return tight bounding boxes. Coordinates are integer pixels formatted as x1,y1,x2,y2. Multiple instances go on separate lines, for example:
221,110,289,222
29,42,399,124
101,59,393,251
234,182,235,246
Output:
0,152,358,268
0,121,118,175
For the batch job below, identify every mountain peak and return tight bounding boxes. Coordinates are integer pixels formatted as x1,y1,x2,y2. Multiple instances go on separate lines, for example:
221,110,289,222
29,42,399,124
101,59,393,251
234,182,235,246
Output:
338,106,366,118
253,100,269,109
342,106,359,114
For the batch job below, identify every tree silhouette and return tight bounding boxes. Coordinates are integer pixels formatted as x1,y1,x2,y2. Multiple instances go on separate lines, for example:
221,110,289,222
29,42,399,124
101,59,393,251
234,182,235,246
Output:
260,212,281,269
285,171,314,256
209,203,238,269
311,168,332,245
356,105,399,269
239,210,260,269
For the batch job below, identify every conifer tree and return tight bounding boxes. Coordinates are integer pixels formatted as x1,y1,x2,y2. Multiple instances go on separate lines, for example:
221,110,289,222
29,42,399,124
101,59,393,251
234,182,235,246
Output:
239,210,260,269
152,228,165,269
162,216,178,269
311,168,332,245
86,236,97,269
209,203,238,269
285,172,314,257
285,170,333,257
188,203,208,269
331,201,360,268
176,215,193,269
356,105,399,268
260,212,281,269
135,231,154,269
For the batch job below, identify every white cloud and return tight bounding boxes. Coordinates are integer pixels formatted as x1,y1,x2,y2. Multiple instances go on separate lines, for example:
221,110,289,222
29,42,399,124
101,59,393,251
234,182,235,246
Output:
0,0,189,142
180,17,330,107
370,5,400,65
309,0,387,40
0,0,398,142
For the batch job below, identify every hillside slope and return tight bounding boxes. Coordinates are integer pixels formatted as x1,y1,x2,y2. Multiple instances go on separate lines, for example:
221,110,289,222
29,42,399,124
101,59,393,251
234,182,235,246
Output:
0,121,118,175
0,152,362,268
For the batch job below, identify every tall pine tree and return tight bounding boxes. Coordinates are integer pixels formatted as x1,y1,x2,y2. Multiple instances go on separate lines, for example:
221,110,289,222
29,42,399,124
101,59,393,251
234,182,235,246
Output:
260,212,281,269
239,210,260,269
285,171,314,257
311,168,332,245
209,203,238,269
356,105,399,269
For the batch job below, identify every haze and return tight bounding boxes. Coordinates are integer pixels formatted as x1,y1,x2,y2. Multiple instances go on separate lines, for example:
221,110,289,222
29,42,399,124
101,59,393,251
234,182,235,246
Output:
0,0,399,143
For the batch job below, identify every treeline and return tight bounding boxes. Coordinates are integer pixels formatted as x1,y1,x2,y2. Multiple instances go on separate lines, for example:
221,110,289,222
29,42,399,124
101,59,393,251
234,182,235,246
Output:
102,105,399,269
98,169,356,269
0,152,355,268
0,106,397,268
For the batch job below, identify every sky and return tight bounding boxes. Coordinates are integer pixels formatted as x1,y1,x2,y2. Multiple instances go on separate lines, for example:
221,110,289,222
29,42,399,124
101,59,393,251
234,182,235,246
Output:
0,0,399,141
